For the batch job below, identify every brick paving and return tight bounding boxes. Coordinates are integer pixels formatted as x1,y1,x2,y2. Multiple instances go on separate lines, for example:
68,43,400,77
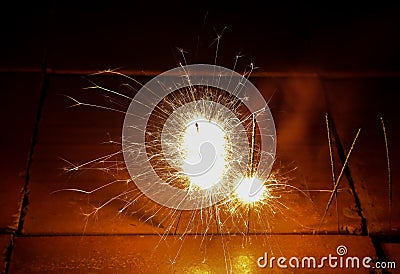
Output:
1,3,399,273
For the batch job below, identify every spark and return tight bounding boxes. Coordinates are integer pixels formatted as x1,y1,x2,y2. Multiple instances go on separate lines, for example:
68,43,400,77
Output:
234,177,267,204
325,113,339,232
318,128,362,232
380,116,392,229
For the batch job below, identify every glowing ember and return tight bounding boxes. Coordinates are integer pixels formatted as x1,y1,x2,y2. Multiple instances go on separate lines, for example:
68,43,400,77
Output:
235,177,266,203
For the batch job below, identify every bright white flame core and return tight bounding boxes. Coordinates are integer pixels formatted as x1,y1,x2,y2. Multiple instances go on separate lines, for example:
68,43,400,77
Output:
182,119,227,189
235,177,266,203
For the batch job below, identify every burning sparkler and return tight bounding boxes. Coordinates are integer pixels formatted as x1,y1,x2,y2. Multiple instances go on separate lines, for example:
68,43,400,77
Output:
57,61,310,274
54,59,362,274
122,64,276,210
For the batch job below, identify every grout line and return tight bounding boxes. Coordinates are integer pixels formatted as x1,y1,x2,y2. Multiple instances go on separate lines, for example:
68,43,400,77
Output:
370,236,391,274
3,62,49,274
3,42,51,274
2,236,13,274
16,55,49,235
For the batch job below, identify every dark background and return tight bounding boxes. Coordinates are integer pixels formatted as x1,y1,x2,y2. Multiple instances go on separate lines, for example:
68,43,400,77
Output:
1,2,400,72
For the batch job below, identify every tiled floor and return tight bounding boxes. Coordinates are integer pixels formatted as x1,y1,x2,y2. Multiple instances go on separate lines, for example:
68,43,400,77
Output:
8,235,377,273
1,2,400,274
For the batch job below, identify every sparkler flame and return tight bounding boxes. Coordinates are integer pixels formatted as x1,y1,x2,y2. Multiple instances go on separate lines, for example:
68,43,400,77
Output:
181,118,227,190
122,64,276,210
234,177,267,204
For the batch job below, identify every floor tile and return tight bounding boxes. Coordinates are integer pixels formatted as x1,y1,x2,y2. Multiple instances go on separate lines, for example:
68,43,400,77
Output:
255,77,363,233
324,78,400,234
24,75,155,235
9,235,376,273
0,234,12,274
382,242,400,273
0,73,42,231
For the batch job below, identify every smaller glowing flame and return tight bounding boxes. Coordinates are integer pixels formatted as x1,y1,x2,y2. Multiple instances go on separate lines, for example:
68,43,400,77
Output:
235,177,266,204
